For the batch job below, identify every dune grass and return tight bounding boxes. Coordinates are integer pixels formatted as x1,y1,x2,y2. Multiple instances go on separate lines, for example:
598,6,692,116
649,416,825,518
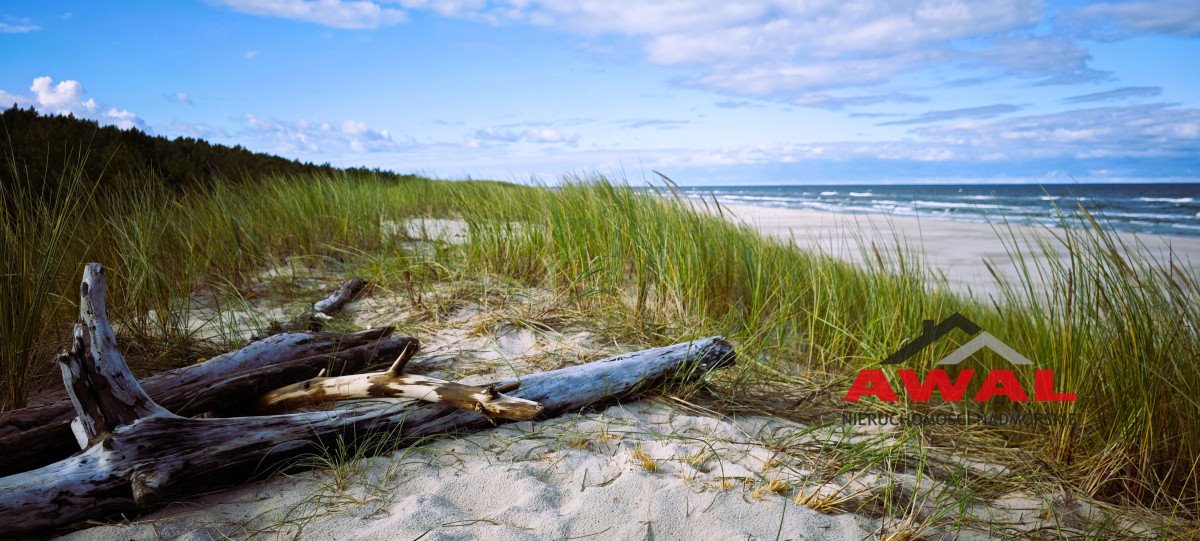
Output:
1,168,1196,521
456,177,1199,511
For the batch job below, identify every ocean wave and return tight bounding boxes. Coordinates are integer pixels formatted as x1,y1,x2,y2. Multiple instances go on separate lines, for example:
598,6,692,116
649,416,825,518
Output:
912,200,1004,210
819,191,838,196
874,204,916,214
1040,195,1060,201
848,192,873,197
1139,197,1194,203
797,201,841,212
722,195,800,203
1104,211,1183,221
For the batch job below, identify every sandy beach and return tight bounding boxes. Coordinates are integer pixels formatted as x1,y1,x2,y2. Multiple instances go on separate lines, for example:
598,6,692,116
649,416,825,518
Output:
714,203,1200,299
51,223,1165,541
56,278,1103,541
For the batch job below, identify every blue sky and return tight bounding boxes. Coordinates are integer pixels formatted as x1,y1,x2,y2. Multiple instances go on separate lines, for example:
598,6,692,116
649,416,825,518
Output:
1,1,1198,185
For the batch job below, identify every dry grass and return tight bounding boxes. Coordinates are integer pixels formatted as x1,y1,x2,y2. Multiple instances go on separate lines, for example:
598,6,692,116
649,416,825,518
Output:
629,445,657,473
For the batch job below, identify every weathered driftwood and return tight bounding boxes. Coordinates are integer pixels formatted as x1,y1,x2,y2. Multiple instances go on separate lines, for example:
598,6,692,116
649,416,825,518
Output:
0,325,400,477
267,277,367,334
253,353,542,420
157,335,417,418
60,267,170,444
0,264,735,537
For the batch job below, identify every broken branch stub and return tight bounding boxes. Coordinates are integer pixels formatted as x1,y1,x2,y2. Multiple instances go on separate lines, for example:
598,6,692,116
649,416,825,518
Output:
252,350,544,420
59,264,173,442
155,334,419,417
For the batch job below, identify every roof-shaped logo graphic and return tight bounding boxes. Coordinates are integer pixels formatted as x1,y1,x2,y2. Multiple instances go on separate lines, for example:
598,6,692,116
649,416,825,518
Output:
882,313,1032,366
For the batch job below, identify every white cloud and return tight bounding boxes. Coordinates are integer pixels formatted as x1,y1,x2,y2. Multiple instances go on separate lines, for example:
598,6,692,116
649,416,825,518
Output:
626,1,1041,63
415,0,1053,97
1063,0,1200,39
0,17,41,33
615,118,690,130
102,108,142,130
1,76,147,131
205,0,1199,105
1063,86,1161,104
792,92,929,111
644,102,1200,169
340,119,394,151
29,77,96,114
164,121,230,140
977,36,1111,85
473,126,578,144
169,92,193,105
879,104,1022,126
214,0,406,29
244,50,259,59
694,51,943,96
0,90,33,109
646,141,977,168
913,103,1200,159
241,114,409,154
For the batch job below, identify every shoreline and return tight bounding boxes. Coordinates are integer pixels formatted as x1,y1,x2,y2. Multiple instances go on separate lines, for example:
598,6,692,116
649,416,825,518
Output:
711,202,1200,299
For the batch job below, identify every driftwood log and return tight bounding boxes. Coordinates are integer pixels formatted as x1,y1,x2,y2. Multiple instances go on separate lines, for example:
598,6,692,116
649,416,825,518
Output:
0,325,405,477
265,276,367,335
0,264,736,537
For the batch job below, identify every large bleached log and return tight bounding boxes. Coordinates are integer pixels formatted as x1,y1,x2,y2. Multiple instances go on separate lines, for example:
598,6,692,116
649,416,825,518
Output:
0,264,736,537
0,325,398,476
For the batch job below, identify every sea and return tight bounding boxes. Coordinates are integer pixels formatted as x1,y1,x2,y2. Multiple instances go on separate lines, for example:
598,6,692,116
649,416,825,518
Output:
678,183,1200,238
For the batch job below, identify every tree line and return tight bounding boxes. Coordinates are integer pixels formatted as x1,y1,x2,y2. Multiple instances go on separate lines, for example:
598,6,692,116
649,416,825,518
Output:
1,106,412,200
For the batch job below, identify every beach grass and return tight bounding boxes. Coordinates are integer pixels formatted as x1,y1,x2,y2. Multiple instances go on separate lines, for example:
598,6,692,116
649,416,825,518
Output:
1,167,1196,524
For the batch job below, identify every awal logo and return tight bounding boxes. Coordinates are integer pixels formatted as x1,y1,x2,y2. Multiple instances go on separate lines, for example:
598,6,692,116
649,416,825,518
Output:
844,313,1076,403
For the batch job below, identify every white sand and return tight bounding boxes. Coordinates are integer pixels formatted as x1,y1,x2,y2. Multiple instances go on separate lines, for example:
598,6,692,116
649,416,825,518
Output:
713,203,1200,299
59,404,897,541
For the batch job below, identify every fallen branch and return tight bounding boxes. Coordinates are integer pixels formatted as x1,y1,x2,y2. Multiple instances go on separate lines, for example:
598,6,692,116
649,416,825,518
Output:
0,326,400,476
266,277,367,334
253,353,542,420
0,263,735,537
139,334,418,418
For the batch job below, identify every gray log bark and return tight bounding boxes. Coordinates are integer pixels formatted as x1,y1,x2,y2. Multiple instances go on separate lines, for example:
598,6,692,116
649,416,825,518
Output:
61,265,169,443
0,267,735,537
